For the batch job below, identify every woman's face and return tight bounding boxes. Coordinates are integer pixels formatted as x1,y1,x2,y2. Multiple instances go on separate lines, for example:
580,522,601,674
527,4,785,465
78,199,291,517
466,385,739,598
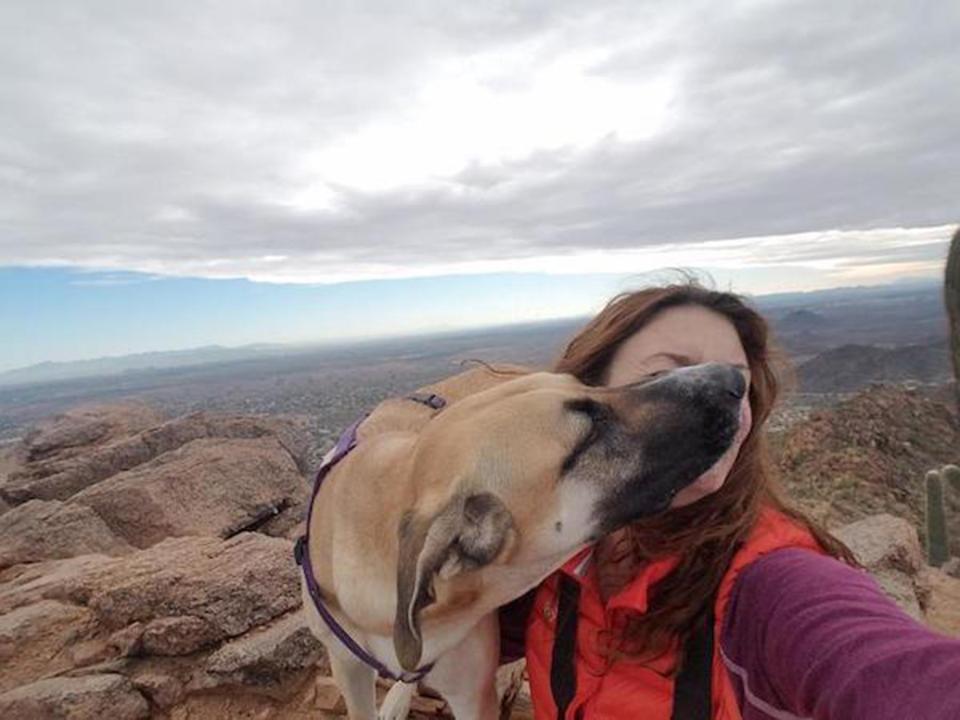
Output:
604,304,753,508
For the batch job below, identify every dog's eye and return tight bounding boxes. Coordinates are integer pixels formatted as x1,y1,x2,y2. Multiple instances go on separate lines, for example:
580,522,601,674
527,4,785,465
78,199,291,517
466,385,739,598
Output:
628,369,671,388
563,398,605,420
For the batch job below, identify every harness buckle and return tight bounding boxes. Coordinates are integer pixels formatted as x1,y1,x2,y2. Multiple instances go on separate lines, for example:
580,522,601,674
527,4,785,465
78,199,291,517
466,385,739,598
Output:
406,393,447,410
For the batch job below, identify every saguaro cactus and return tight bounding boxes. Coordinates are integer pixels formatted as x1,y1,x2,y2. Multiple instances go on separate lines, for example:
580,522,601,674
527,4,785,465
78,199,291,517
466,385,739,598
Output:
947,226,960,407
926,469,951,567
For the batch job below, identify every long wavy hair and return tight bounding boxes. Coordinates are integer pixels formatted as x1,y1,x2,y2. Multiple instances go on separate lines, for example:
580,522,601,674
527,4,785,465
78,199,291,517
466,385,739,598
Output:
551,280,856,666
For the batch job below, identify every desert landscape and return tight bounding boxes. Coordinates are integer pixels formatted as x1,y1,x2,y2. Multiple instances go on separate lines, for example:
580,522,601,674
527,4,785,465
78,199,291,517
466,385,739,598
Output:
1,280,958,718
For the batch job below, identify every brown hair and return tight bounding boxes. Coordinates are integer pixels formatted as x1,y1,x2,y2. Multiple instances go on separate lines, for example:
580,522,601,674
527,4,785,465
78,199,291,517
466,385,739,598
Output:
551,280,856,666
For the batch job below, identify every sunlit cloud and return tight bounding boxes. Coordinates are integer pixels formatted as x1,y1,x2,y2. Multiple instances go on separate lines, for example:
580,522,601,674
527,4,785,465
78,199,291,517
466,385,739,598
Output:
289,45,677,207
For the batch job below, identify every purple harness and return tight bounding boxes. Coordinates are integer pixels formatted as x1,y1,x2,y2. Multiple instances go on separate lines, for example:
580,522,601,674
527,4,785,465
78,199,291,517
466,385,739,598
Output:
294,393,447,684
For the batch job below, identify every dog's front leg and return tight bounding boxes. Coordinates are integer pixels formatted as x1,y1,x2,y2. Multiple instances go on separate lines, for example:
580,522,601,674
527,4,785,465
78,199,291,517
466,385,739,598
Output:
328,650,378,720
424,612,500,720
378,679,417,720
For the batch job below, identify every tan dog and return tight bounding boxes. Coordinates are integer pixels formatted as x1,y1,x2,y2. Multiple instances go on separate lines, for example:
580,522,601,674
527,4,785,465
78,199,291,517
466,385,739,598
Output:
301,361,746,719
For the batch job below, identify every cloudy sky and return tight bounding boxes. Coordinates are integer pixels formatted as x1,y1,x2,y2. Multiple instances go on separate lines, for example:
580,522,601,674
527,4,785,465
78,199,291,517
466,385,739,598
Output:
1,1,959,371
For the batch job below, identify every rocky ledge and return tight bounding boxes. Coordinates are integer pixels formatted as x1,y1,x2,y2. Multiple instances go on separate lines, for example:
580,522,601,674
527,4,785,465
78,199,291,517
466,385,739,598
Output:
0,402,328,719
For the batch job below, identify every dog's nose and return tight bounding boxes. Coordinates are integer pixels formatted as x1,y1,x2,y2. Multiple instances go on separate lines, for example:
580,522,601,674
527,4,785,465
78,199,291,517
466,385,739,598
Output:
626,362,746,401
681,362,746,400
716,363,746,399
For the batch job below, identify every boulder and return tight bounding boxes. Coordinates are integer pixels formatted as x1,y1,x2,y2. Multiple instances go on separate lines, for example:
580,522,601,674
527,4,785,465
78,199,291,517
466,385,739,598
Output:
0,673,149,720
68,437,307,548
84,533,301,642
3,412,309,505
0,553,115,615
917,567,960,636
141,615,221,656
131,672,184,710
0,532,302,705
0,533,300,644
0,599,94,692
0,500,132,570
13,403,164,465
204,610,327,687
833,513,925,574
833,514,925,618
869,569,923,619
941,556,960,579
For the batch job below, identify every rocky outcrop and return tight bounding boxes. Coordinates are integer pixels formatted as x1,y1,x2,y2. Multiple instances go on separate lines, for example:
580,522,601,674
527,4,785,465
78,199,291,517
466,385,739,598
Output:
0,533,318,716
832,512,960,631
917,567,960,636
0,403,328,718
0,599,94,693
0,500,132,570
834,513,926,618
0,674,150,720
203,610,327,689
0,406,311,564
68,437,305,548
12,402,164,465
81,534,300,636
778,384,960,557
2,411,309,504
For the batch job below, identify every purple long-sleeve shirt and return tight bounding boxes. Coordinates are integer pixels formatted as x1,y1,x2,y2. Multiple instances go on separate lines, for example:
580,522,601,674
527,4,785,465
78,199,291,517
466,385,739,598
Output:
722,548,960,719
500,548,960,719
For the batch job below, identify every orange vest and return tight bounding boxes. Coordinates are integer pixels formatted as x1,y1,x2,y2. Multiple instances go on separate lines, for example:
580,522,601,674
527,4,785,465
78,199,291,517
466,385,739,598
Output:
525,506,824,720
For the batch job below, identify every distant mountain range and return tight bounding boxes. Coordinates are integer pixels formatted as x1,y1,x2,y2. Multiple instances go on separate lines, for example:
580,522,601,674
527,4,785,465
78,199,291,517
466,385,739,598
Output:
0,344,292,387
796,341,952,393
0,279,945,389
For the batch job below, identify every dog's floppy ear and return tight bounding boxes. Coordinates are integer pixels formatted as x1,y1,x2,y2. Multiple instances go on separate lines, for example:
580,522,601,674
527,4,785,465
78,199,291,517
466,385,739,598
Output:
393,492,514,671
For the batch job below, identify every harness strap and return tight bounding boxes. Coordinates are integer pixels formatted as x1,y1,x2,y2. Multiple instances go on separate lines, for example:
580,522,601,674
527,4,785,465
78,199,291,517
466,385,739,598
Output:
548,580,716,720
550,575,582,720
294,391,447,684
672,601,715,719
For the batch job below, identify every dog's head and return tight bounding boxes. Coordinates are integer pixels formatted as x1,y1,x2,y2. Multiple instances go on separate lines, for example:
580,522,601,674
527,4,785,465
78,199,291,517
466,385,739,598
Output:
393,362,746,670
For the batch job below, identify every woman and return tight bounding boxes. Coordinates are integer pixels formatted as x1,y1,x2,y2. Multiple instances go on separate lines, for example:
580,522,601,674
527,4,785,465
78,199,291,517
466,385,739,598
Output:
499,281,960,720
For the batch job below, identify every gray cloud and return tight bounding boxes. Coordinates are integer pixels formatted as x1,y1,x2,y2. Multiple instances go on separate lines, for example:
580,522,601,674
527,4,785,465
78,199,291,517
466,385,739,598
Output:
1,0,958,282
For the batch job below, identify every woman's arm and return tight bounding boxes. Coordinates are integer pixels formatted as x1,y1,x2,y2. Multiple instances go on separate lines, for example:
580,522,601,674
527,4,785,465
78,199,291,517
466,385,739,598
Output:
721,547,960,720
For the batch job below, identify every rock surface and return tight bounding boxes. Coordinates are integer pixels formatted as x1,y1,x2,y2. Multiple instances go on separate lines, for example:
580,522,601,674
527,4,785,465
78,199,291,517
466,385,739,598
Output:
917,567,960,636
833,513,926,618
82,533,301,637
69,436,305,548
0,500,132,570
0,674,150,720
0,599,94,693
0,396,957,719
2,411,309,505
0,403,328,718
778,384,960,557
204,610,327,688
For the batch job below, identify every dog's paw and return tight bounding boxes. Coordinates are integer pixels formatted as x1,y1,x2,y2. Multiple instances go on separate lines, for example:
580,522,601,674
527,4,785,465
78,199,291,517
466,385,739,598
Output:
378,680,415,720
